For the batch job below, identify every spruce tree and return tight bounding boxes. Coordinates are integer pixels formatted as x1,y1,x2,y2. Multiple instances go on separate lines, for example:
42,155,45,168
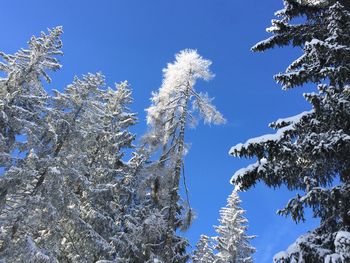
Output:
214,190,255,263
0,29,138,262
0,26,63,169
0,27,64,261
231,1,350,262
192,235,216,263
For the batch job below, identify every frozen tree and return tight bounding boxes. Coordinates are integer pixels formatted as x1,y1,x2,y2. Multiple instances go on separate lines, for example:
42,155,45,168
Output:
0,28,139,262
192,235,216,263
231,2,350,262
252,0,350,58
0,26,63,169
0,27,64,260
143,49,225,262
109,150,175,263
271,1,350,89
214,190,255,263
0,74,137,262
114,199,169,262
193,191,255,263
42,75,136,262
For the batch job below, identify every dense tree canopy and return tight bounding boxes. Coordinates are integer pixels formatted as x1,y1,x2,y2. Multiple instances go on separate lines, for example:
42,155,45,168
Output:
231,1,350,262
0,29,238,263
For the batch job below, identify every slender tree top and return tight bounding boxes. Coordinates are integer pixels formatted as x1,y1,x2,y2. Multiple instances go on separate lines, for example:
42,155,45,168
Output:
145,49,225,149
214,190,255,263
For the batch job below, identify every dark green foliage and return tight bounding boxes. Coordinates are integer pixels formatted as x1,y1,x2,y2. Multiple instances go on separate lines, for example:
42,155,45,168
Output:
231,2,350,261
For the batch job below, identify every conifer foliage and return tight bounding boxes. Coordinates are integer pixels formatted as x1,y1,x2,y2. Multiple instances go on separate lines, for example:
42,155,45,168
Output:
0,28,234,262
192,191,255,263
192,235,216,263
214,191,255,263
0,28,137,262
231,1,350,262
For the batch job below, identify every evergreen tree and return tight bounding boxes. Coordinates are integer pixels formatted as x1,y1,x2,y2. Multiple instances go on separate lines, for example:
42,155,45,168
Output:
0,26,63,169
0,28,231,263
143,49,225,262
192,235,216,263
0,29,138,262
0,27,64,260
231,2,350,262
214,191,255,263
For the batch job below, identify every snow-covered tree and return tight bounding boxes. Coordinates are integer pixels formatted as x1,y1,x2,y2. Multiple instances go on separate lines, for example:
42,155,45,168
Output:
214,190,255,263
0,28,234,263
42,75,136,262
143,49,225,262
0,26,63,169
192,235,216,263
231,2,350,262
252,0,350,58
0,27,64,260
0,28,139,262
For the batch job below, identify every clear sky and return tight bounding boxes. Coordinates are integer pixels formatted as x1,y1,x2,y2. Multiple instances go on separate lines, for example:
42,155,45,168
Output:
0,1,319,261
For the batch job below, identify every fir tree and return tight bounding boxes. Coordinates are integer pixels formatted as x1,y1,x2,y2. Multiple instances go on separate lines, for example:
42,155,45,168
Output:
231,2,350,262
0,27,64,260
214,191,255,263
0,29,138,262
192,235,216,263
0,26,63,169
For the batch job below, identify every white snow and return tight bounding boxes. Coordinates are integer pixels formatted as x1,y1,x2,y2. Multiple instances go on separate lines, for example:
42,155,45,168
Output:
229,126,292,155
273,110,313,127
50,167,60,175
334,231,350,257
231,158,267,189
273,251,289,262
325,253,342,263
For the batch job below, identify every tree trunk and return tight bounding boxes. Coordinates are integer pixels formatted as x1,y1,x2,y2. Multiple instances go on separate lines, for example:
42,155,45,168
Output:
164,85,190,262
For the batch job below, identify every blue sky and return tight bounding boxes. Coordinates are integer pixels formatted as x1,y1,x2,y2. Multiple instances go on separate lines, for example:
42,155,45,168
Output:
0,1,319,261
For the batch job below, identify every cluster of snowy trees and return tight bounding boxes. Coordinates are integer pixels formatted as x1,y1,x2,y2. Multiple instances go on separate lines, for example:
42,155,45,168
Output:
2,0,350,262
230,0,350,262
0,27,254,262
